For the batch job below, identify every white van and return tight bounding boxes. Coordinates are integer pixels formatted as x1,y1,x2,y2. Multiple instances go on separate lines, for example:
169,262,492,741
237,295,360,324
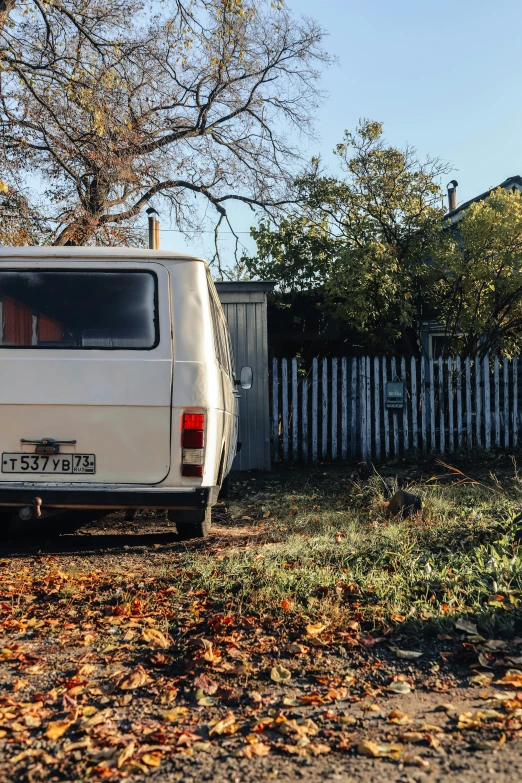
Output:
0,247,252,539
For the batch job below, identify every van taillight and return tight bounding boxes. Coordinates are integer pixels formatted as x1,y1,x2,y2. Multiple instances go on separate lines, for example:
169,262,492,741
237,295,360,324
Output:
182,412,204,477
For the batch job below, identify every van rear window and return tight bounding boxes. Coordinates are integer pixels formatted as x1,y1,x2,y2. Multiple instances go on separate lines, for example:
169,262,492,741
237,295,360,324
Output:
0,270,158,349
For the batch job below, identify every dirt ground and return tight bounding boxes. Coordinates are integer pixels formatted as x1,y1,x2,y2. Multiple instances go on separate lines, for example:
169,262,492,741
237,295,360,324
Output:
1,466,522,782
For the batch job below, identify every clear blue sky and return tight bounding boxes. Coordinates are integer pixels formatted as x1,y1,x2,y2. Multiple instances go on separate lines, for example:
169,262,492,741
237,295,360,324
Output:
161,0,522,263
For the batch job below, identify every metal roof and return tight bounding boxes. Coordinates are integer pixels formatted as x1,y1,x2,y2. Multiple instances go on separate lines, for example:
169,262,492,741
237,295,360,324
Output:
446,174,522,219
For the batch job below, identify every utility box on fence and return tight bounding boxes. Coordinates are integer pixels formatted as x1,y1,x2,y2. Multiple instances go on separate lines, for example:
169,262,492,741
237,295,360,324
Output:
216,281,275,471
385,381,405,409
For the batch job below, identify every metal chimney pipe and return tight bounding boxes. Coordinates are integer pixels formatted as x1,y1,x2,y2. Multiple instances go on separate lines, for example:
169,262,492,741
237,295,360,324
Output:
148,215,155,249
447,180,458,212
146,207,160,249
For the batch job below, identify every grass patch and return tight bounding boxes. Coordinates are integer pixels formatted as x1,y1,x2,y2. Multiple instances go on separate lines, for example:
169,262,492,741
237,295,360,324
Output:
169,464,522,638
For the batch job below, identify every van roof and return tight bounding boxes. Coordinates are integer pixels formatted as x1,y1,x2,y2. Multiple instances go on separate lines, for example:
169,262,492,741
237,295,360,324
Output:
0,246,207,263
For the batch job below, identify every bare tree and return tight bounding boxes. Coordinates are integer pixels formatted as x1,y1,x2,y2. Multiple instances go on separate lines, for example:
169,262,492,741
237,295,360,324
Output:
0,0,328,273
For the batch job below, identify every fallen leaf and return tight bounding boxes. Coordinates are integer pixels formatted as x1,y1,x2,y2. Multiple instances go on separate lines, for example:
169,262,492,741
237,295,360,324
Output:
283,742,330,756
306,622,327,637
119,666,152,690
141,753,161,767
194,673,218,694
162,707,189,723
400,731,424,743
396,649,422,660
326,687,349,701
241,742,271,758
209,712,239,736
357,740,403,759
117,742,135,769
497,670,522,688
389,710,412,725
142,628,171,649
271,665,292,683
78,664,96,676
387,681,412,694
483,640,507,651
456,618,478,635
287,643,309,656
403,752,430,769
45,720,74,740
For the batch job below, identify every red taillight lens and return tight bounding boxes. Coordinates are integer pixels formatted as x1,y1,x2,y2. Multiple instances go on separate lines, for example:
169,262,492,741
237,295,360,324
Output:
182,465,203,478
183,430,204,448
182,412,205,477
183,413,204,430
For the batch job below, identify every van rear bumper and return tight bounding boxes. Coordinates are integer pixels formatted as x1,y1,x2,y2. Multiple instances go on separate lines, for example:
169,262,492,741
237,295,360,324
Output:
0,485,211,510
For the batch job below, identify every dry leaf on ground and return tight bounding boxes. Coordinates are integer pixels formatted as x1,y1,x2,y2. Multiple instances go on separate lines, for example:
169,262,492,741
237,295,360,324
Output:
357,740,403,759
142,628,171,649
396,649,422,660
271,665,292,683
209,713,239,736
45,720,74,741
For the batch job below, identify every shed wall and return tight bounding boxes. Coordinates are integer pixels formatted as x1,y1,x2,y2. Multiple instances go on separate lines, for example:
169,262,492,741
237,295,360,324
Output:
218,290,271,470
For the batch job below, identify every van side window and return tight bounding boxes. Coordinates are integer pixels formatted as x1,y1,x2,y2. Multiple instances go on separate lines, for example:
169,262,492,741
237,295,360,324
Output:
209,295,229,374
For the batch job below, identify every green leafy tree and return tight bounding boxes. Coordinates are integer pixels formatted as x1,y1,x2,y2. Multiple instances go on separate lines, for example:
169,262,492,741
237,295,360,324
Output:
431,187,522,358
247,120,449,351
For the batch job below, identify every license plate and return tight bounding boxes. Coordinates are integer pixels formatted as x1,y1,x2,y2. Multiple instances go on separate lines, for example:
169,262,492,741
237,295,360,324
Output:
1,453,96,474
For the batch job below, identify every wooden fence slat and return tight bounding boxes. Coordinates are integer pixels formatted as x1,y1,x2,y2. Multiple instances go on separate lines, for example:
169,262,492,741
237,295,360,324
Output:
438,356,445,452
331,358,338,460
374,357,381,460
366,357,371,458
272,357,279,461
514,357,519,448
448,357,454,452
411,356,418,453
465,357,472,448
421,357,427,454
429,356,435,451
504,357,509,448
391,357,399,456
312,358,318,461
321,358,328,459
351,358,357,459
360,357,367,461
282,359,289,461
341,358,348,460
494,356,500,448
302,377,308,462
475,355,482,447
382,357,390,459
292,358,298,460
456,356,463,449
401,357,409,453
273,353,522,464
483,355,491,451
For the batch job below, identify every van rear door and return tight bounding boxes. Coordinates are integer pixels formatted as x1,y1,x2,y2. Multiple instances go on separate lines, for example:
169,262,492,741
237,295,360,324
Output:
0,261,172,484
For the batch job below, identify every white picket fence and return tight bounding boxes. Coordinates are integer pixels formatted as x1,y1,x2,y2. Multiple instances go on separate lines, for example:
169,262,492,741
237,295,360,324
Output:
271,355,520,462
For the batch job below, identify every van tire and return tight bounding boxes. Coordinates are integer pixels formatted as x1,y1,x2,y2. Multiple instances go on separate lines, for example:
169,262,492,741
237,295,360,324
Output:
169,508,211,540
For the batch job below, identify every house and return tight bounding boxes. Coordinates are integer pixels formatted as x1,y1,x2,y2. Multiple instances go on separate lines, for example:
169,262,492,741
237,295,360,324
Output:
419,175,522,357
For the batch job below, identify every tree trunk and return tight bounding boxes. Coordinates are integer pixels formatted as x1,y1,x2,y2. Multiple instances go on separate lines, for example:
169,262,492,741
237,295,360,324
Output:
53,220,96,246
0,0,15,34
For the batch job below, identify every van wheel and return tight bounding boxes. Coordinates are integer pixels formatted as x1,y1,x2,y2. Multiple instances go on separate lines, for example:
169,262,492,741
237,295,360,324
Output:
168,508,211,540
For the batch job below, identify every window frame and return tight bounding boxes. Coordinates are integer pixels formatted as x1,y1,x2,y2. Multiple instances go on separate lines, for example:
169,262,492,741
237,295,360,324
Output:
0,267,160,351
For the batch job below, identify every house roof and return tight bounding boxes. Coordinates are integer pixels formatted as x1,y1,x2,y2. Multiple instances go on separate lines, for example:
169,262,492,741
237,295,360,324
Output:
446,175,522,220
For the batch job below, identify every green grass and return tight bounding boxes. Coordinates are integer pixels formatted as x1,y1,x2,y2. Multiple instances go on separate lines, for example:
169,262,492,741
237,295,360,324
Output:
167,463,522,638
